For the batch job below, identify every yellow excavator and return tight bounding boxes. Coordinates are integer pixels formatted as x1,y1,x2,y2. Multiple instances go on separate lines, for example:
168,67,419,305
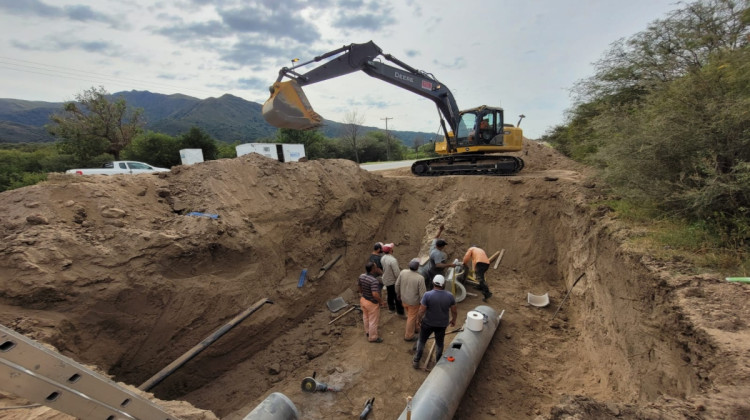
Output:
262,41,525,176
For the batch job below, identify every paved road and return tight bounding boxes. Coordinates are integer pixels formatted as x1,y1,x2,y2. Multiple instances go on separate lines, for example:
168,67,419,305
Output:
360,160,416,172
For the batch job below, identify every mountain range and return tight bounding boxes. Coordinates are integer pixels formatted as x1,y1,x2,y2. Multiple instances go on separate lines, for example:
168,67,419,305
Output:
0,90,435,146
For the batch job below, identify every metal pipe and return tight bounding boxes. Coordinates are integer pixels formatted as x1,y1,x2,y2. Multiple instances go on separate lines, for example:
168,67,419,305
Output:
242,392,299,420
551,272,586,320
138,298,273,391
397,305,503,420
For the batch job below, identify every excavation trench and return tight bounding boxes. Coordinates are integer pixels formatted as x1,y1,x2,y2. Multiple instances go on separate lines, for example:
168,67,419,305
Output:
0,145,718,419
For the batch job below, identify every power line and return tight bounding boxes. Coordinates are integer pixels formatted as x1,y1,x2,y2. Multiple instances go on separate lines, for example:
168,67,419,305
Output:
0,56,218,94
0,56,222,98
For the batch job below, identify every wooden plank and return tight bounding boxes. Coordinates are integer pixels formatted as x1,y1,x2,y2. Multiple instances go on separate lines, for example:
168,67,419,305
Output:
487,250,501,263
493,249,505,269
422,340,436,371
328,306,355,325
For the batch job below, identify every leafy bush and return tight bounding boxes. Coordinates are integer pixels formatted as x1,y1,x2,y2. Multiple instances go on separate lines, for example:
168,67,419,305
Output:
546,0,750,250
123,131,182,167
179,127,218,160
598,47,750,238
0,144,74,191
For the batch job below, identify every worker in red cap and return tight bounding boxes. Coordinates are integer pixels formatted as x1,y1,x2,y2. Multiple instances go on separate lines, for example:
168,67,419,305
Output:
381,243,404,315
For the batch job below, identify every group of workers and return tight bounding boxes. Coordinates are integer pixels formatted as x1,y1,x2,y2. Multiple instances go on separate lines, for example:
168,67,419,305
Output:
356,225,494,369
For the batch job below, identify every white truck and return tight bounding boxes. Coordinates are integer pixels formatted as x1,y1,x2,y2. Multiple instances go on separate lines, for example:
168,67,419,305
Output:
66,161,170,175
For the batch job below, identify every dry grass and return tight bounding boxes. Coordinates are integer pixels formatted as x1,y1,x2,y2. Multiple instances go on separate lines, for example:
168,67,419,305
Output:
598,199,750,276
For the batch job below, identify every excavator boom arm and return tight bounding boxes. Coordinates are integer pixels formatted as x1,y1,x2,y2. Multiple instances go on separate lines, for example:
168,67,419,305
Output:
264,41,459,140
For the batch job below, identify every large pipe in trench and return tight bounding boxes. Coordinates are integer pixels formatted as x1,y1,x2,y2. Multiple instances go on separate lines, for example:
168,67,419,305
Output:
242,392,300,420
139,298,273,391
397,305,503,420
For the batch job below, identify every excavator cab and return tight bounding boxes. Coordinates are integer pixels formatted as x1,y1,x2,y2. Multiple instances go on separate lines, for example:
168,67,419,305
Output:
262,80,323,130
436,106,522,155
461,110,497,145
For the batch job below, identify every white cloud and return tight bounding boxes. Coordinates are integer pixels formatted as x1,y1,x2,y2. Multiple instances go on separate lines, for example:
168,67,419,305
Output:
0,0,679,138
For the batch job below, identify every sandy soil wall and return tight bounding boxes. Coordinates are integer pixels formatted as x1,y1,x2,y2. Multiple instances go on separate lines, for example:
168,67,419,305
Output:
1,142,747,419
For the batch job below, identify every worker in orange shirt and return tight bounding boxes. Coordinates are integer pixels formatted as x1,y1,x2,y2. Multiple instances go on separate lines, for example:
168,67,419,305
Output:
468,119,490,143
462,245,492,301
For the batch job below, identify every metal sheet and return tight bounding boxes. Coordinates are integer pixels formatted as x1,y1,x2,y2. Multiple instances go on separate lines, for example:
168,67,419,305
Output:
326,297,348,313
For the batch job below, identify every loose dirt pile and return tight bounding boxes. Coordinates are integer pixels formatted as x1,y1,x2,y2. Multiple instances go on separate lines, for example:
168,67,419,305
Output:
1,141,748,419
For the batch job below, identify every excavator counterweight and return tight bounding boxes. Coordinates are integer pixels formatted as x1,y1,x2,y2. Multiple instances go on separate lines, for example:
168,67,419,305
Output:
262,80,323,130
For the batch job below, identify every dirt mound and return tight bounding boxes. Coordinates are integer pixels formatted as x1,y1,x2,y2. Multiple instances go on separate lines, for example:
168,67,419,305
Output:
0,142,748,419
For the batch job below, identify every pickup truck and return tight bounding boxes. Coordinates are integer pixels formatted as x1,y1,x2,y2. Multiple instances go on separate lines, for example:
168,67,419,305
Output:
66,161,170,175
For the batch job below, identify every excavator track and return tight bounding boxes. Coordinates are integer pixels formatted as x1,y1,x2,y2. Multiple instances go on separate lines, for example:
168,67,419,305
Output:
411,154,524,176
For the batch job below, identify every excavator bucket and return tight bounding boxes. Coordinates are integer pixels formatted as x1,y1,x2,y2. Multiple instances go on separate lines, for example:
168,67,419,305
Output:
262,80,323,130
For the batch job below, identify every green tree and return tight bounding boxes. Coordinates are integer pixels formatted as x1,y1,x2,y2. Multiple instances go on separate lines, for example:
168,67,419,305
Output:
598,46,750,237
179,127,219,160
542,101,603,162
549,0,750,163
275,128,333,159
358,131,406,162
577,0,749,106
544,0,750,244
341,109,365,163
359,132,388,162
47,86,144,163
217,141,239,159
123,131,181,168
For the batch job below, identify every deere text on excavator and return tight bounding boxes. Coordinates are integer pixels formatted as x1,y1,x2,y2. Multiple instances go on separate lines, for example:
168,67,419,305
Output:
262,41,525,176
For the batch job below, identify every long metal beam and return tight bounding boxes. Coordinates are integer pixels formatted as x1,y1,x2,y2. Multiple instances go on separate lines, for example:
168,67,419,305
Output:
0,324,178,420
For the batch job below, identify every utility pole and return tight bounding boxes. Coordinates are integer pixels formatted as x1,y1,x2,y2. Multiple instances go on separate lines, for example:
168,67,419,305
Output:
381,117,393,160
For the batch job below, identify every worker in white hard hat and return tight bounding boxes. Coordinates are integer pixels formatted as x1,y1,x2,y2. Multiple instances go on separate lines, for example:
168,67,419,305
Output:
412,274,457,369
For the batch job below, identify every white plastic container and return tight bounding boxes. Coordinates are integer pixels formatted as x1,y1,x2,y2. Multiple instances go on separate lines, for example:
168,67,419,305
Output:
179,149,204,165
466,311,484,332
236,143,278,159
280,144,306,162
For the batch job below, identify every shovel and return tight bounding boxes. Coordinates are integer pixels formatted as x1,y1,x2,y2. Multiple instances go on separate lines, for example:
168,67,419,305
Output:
328,305,359,325
314,254,343,281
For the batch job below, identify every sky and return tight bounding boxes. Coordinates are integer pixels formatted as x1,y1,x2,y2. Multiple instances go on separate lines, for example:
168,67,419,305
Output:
0,0,680,139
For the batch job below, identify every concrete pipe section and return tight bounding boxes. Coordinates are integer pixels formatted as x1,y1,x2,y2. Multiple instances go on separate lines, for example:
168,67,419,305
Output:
243,392,300,420
397,305,503,420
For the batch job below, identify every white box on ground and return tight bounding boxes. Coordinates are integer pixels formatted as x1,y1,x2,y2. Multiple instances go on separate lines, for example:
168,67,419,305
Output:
235,143,306,162
236,143,278,159
179,149,204,165
280,144,306,162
